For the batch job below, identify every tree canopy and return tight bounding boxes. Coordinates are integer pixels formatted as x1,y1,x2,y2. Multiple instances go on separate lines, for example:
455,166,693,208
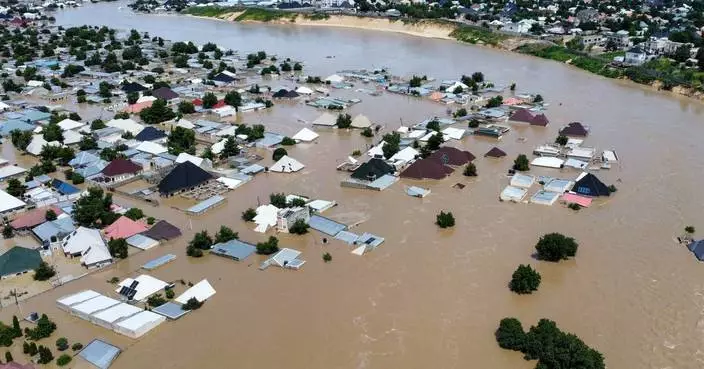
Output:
220,136,239,159
436,211,455,228
256,236,279,255
214,226,238,244
513,154,530,171
187,231,213,257
535,233,578,262
72,187,117,227
168,126,196,155
140,98,175,124
509,264,541,294
108,238,128,259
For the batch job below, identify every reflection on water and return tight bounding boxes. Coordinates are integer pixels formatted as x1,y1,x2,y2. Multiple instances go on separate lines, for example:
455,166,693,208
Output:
0,2,700,369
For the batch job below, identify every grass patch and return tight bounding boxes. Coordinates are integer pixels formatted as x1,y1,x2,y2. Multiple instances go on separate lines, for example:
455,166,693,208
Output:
301,12,330,21
234,8,296,22
450,25,506,46
182,6,240,17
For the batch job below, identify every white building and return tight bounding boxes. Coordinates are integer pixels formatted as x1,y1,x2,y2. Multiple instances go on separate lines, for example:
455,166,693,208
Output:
61,227,112,268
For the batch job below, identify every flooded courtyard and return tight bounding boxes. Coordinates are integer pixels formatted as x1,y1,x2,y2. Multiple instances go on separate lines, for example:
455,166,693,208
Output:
0,2,703,369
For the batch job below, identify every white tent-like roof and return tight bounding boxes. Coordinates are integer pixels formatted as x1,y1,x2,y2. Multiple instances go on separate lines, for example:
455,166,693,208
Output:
325,74,344,83
135,141,168,155
62,226,105,254
442,127,465,140
530,156,564,169
390,146,419,163
270,155,304,173
107,118,144,136
0,189,26,213
216,177,243,189
312,112,337,126
56,290,101,311
0,101,9,111
113,310,166,339
70,295,120,319
176,279,216,304
211,138,227,155
253,204,279,233
367,142,385,158
175,119,195,129
91,303,142,329
115,275,168,302
295,86,314,95
26,135,60,156
136,95,157,104
57,118,85,131
0,165,26,180
351,114,372,129
63,130,83,146
292,127,319,142
175,152,211,168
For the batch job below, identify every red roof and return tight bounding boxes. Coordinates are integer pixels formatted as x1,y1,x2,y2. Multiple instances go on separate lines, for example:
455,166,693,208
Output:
212,100,226,109
10,206,64,229
101,159,142,177
531,114,549,126
401,159,454,180
192,98,203,106
509,108,535,123
427,147,475,166
104,216,148,239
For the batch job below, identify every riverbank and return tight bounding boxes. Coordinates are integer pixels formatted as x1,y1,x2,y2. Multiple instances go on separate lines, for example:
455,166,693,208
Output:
182,6,704,101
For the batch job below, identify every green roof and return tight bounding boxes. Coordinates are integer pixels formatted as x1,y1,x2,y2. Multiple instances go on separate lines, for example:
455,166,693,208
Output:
0,247,42,277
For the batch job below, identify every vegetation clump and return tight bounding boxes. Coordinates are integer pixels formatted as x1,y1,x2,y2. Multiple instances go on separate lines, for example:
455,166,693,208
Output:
509,265,541,294
513,154,530,171
535,233,578,262
256,236,279,255
436,211,455,228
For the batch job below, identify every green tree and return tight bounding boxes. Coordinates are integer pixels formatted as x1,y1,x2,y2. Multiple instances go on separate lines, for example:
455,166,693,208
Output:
24,315,56,341
224,90,242,108
509,264,541,294
11,316,21,338
463,163,477,176
426,133,443,151
495,318,525,351
167,126,196,155
323,252,332,262
673,45,691,63
256,236,279,255
2,226,13,239
220,136,239,159
147,294,166,307
43,121,64,143
281,137,296,145
45,209,57,221
272,147,287,161
202,92,218,109
10,130,33,151
242,208,256,221
360,127,373,137
108,238,128,259
513,154,529,171
33,262,56,281
127,91,139,104
5,351,11,362
485,95,503,108
78,135,98,151
336,113,352,128
535,233,578,262
685,226,696,235
269,193,287,208
165,288,175,299
55,337,68,351
6,178,27,197
90,119,106,130
555,135,568,146
182,297,203,310
124,208,144,220
471,72,484,83
178,101,195,114
214,226,238,243
72,187,116,227
436,211,455,228
288,219,309,235
56,354,72,366
189,231,213,251
140,99,175,124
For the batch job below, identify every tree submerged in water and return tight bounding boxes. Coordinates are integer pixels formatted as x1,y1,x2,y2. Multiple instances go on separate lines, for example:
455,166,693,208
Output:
436,211,455,228
535,233,578,262
509,264,541,294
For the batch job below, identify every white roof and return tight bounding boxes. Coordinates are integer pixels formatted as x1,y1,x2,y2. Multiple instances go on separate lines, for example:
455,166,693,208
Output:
351,114,372,128
0,101,9,111
567,147,595,159
312,112,337,126
0,165,26,180
530,156,565,168
291,127,319,142
175,119,195,129
80,242,112,266
215,125,237,137
420,131,446,142
114,310,165,331
175,279,216,304
57,290,101,307
325,74,344,83
397,126,409,134
269,248,301,267
26,135,60,156
307,199,334,213
295,86,314,94
116,274,168,302
602,150,618,162
57,118,85,131
390,146,419,163
92,303,142,324
563,158,588,169
253,204,279,232
211,138,227,155
63,130,83,145
72,295,120,315
175,153,206,167
135,141,167,155
216,177,242,189
510,173,536,188
442,127,465,140
136,95,157,104
367,142,385,157
270,155,304,173
408,130,426,139
213,106,237,117
62,227,105,255
107,118,144,136
0,189,26,213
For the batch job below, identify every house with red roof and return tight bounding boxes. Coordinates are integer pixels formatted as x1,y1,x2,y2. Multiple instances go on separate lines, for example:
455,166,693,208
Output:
100,159,143,183
10,206,64,230
104,216,147,240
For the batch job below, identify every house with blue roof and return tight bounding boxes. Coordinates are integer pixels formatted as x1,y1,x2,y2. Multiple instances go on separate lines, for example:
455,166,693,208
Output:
0,119,35,136
19,109,51,123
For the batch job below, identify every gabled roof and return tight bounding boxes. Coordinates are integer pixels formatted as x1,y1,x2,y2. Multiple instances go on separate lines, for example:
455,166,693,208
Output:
509,108,534,123
573,173,610,197
158,161,214,194
151,87,179,100
270,155,304,173
101,159,142,177
104,216,148,240
559,122,589,137
427,147,475,166
134,126,167,142
531,113,549,126
121,82,148,93
10,206,64,229
212,73,235,83
0,246,42,277
351,158,395,181
141,220,182,241
485,147,507,158
400,159,454,180
62,227,105,255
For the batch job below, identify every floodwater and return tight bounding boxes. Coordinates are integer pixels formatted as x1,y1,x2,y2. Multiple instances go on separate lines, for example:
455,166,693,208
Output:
0,2,702,369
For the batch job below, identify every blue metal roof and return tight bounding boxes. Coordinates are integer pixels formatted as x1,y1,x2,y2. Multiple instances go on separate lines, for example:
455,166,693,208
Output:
69,151,101,167
210,239,256,261
142,254,177,270
309,215,347,236
186,195,226,214
152,301,189,320
0,120,35,136
51,179,80,195
79,339,121,369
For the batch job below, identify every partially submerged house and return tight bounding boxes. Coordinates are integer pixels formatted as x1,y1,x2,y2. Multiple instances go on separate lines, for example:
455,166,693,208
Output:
573,173,610,197
559,122,589,137
401,159,454,180
158,161,214,196
351,158,395,181
270,155,305,173
61,227,112,268
276,207,310,233
0,246,42,279
104,216,147,240
427,147,474,166
485,147,507,158
100,159,143,183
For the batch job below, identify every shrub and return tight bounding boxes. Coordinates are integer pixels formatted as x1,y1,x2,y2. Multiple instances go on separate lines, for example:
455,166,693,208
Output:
108,238,128,259
55,337,68,351
272,147,287,161
463,163,477,176
336,113,352,128
256,236,279,255
56,354,72,366
182,297,203,310
269,193,287,208
71,172,85,184
555,135,568,146
33,262,56,281
436,211,455,228
214,226,238,243
360,127,373,137
568,203,581,211
147,216,155,225
351,150,362,157
685,226,696,234
186,246,203,257
147,294,167,307
509,265,541,294
71,343,83,351
242,208,257,221
513,154,529,171
495,318,525,351
165,289,175,299
281,137,296,146
608,184,617,193
289,219,309,235
24,314,56,341
5,351,12,362
322,252,332,262
2,226,13,239
124,208,144,220
535,233,578,262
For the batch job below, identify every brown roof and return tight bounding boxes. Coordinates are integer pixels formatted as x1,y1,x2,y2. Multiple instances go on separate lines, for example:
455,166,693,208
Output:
531,113,549,126
401,159,454,180
559,122,589,137
10,206,64,230
427,147,475,166
509,108,534,123
101,159,143,177
484,147,507,158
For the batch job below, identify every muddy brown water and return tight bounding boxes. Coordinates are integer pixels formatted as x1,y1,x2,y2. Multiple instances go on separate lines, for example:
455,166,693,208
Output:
0,3,702,369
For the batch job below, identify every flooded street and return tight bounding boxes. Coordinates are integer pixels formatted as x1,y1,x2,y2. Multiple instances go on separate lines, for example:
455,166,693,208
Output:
1,2,702,369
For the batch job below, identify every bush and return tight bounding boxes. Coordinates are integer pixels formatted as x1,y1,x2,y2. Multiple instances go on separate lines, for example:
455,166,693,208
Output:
124,208,144,220
24,315,56,341
186,246,203,257
256,236,279,255
509,265,541,294
436,211,455,228
568,203,581,211
495,318,525,351
336,113,352,128
214,226,238,243
272,147,287,161
608,184,617,193
269,193,287,208
463,163,477,176
242,208,256,221
2,225,13,239
71,342,83,351
165,289,175,299
108,238,128,259
33,262,56,281
55,337,68,351
513,154,529,171
147,294,166,307
685,226,696,234
322,252,332,262
5,351,12,362
56,354,72,366
281,137,296,146
182,297,203,310
360,127,373,137
535,233,578,262
289,219,309,235
555,135,568,146
71,172,85,184
147,216,155,225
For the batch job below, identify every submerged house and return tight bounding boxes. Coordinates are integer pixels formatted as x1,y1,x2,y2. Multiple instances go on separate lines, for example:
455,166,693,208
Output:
100,159,143,183
401,159,454,180
62,227,112,268
573,173,610,197
158,161,214,196
559,122,589,137
276,207,310,233
351,158,395,181
485,147,507,158
427,147,475,166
